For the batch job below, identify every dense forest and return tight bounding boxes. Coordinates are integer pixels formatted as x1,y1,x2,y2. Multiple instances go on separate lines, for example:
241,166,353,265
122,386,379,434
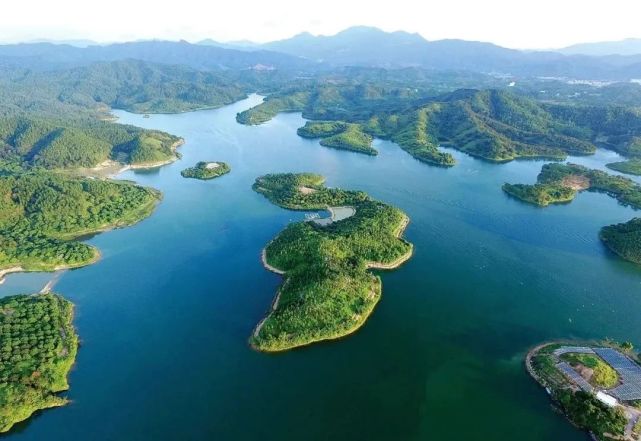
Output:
0,171,159,272
600,218,641,264
0,293,77,433
0,115,181,169
237,85,641,167
251,173,412,351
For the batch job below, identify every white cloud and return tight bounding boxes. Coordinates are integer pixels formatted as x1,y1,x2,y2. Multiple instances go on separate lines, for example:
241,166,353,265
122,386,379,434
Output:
2,0,641,49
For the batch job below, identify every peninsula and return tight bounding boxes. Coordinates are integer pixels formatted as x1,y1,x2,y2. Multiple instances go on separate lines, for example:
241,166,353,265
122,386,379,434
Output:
0,293,78,433
250,173,413,352
0,172,160,282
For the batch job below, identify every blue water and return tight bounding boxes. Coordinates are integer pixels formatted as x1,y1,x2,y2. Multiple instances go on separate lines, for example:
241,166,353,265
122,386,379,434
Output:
3,94,641,440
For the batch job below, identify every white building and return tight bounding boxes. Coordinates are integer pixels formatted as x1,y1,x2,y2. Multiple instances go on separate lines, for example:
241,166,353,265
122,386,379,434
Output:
596,391,618,408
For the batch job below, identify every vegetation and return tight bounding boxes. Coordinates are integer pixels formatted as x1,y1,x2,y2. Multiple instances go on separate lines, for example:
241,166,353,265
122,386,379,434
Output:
0,59,251,116
181,161,231,180
0,115,181,169
251,173,412,351
236,91,311,125
529,344,629,441
252,173,368,210
503,183,577,206
0,171,159,273
560,353,619,388
504,163,641,208
606,159,641,176
298,121,376,155
0,293,77,433
600,218,641,264
556,390,627,441
236,86,641,167
504,163,641,264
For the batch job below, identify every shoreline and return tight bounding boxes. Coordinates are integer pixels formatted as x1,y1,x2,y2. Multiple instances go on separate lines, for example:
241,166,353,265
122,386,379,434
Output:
260,248,285,275
252,277,383,353
0,191,158,286
366,214,412,270
252,248,286,341
83,139,185,178
0,267,24,285
0,251,101,287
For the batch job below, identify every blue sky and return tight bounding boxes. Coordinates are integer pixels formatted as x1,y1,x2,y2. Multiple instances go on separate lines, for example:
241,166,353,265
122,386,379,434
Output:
3,0,641,49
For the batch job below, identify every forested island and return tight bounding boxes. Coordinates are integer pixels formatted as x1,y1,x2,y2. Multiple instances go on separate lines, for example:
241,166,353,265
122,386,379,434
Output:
0,293,78,433
526,342,641,441
181,161,230,180
0,172,160,281
251,173,413,352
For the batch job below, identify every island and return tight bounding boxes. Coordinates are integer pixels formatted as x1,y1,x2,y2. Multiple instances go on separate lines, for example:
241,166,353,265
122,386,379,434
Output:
180,161,231,180
0,293,78,433
0,171,160,282
297,121,377,155
250,173,413,352
526,341,641,441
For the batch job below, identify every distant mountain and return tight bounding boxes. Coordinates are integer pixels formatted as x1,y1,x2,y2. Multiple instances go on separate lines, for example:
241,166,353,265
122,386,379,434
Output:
23,38,100,48
261,26,641,80
4,29,641,80
559,39,641,56
263,26,428,65
0,40,312,71
197,39,261,51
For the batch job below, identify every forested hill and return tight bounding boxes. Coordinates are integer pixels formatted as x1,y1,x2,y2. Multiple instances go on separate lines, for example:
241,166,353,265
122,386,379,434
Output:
0,115,181,169
237,86,641,166
0,60,260,115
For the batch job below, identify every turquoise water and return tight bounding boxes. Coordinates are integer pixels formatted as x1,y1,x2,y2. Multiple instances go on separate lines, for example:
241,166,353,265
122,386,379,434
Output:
3,94,641,440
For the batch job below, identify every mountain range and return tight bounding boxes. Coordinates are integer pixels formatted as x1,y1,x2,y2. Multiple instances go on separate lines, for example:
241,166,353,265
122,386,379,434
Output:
2,27,641,80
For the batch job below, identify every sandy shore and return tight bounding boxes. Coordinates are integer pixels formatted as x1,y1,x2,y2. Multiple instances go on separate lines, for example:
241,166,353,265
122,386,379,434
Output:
252,248,286,339
261,248,285,275
0,267,24,285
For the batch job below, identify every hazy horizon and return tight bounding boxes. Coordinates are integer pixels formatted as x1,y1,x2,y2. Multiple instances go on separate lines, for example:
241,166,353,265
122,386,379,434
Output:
3,0,641,50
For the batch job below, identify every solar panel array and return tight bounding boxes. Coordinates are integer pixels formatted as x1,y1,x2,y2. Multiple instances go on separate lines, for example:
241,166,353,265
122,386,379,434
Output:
553,346,594,357
557,362,594,393
593,348,641,401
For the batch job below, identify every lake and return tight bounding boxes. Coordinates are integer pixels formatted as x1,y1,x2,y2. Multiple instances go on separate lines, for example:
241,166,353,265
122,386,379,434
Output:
3,94,641,440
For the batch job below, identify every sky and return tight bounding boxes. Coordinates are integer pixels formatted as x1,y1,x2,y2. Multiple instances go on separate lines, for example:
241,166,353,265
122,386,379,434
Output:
2,0,641,49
